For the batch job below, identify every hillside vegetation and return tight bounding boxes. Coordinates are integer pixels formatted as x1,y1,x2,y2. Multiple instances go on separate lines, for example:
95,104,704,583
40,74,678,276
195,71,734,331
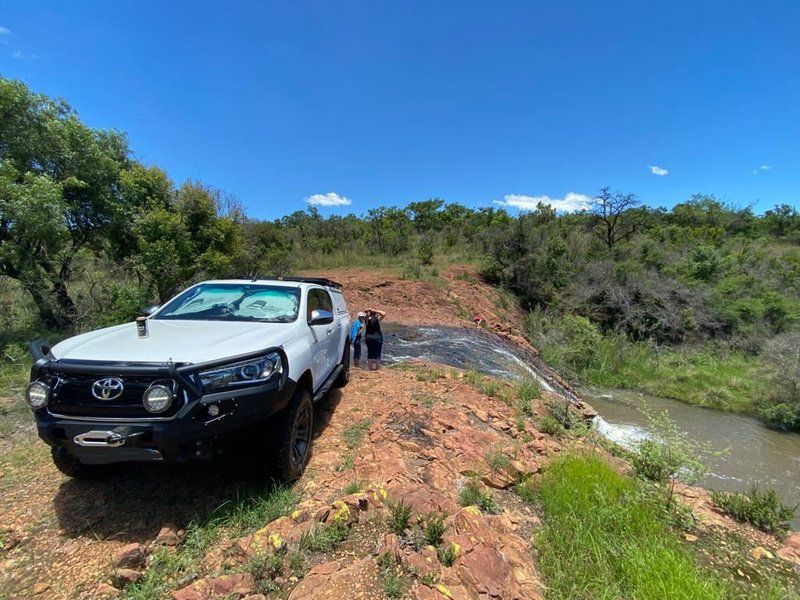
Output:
2,76,800,428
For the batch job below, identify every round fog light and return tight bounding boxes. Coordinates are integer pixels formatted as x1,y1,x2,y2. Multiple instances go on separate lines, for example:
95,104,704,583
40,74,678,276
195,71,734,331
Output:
143,384,173,414
207,404,220,417
25,381,50,409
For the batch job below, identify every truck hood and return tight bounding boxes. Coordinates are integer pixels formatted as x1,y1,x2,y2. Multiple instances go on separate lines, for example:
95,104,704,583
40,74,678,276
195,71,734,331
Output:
50,320,297,364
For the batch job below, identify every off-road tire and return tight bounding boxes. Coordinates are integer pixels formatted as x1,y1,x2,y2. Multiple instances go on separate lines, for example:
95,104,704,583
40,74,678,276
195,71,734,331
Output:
273,387,314,482
334,339,351,388
50,446,110,480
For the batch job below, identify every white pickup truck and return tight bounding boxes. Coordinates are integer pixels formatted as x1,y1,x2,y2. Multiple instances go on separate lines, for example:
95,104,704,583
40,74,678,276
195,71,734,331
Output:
25,277,351,481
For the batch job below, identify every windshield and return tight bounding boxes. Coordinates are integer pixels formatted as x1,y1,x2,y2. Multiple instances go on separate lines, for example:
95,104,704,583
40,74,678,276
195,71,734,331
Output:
154,284,300,323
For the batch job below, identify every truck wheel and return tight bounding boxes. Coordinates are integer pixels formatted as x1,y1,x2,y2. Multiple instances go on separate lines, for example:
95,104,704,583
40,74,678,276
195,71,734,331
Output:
50,446,109,480
334,340,351,388
274,387,314,481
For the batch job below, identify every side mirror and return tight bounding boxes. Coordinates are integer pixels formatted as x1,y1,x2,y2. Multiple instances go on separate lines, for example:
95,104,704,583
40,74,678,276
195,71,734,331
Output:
142,304,161,317
309,309,334,326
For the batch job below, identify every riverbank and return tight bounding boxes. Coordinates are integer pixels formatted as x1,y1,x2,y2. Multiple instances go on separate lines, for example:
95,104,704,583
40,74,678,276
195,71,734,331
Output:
525,310,772,417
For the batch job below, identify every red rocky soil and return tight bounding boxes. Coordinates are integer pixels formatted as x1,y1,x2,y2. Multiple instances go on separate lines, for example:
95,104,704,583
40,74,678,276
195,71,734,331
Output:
173,365,562,600
306,267,530,347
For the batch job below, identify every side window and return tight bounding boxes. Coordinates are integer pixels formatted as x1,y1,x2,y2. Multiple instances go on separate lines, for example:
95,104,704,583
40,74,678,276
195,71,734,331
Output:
306,289,333,322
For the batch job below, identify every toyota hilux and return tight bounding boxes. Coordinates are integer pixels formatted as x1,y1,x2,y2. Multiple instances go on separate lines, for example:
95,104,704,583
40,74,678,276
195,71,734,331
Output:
24,277,351,481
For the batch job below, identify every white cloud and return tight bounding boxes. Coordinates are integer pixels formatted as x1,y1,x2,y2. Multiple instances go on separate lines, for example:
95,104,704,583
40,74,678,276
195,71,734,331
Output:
0,26,11,35
760,164,772,170
494,192,592,213
648,165,669,176
305,192,352,207
12,49,38,59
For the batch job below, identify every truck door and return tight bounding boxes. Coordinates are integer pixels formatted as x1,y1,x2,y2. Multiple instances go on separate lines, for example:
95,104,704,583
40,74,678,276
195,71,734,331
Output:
306,288,338,387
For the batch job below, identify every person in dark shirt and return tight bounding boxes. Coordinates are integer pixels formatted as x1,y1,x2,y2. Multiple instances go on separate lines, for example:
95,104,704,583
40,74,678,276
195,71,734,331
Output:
363,308,386,371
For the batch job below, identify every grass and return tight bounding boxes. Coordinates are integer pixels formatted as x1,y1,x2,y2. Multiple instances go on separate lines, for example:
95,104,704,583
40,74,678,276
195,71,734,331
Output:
342,419,371,449
335,454,355,472
124,485,298,598
517,380,540,405
532,452,729,600
0,357,32,440
485,449,511,472
416,368,445,383
298,522,349,553
480,380,499,397
538,330,766,414
418,394,437,408
343,480,364,495
377,553,408,599
537,414,566,437
458,479,499,514
464,370,482,385
244,552,284,593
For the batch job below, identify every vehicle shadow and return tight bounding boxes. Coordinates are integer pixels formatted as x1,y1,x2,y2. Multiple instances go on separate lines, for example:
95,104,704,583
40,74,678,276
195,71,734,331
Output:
52,389,344,544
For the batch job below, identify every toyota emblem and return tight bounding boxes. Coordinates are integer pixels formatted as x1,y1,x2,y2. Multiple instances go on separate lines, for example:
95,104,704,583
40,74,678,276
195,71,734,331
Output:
91,377,125,401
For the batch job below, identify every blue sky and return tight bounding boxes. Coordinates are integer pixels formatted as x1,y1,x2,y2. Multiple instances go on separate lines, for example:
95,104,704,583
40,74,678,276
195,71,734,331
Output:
1,1,798,219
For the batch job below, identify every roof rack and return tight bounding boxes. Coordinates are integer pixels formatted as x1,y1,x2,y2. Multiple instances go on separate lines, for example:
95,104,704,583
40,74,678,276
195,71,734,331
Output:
256,276,343,289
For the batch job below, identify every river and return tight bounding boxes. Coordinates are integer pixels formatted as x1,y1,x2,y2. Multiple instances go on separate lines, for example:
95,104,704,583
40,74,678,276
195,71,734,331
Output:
378,324,800,527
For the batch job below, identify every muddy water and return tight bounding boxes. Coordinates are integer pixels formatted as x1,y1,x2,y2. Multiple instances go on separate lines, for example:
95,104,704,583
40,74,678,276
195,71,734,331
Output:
584,388,800,527
378,324,800,527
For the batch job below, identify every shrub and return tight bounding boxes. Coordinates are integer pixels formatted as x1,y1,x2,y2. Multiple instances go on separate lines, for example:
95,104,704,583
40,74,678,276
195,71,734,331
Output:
459,479,499,514
423,512,448,546
710,486,797,534
436,543,458,567
417,238,435,266
631,410,714,507
630,439,681,483
343,481,363,495
485,449,511,472
758,333,800,431
538,414,565,437
387,500,412,534
288,552,308,577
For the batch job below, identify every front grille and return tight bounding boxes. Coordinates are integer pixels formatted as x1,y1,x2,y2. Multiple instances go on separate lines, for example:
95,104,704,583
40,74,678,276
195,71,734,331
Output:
48,372,184,419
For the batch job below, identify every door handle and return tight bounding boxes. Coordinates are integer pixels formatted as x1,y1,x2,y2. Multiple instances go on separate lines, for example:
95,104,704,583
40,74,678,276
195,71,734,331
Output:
326,328,333,336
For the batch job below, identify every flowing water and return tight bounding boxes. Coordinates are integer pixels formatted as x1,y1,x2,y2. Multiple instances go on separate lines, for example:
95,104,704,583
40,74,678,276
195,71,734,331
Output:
378,324,800,526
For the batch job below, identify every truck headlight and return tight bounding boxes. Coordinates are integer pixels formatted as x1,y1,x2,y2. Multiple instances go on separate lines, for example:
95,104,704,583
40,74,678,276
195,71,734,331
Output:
25,381,50,409
143,384,173,413
199,352,283,392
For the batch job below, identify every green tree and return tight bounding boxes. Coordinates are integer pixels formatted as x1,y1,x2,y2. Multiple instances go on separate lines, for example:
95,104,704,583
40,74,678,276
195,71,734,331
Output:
0,77,130,327
367,206,412,254
130,182,237,302
407,198,444,233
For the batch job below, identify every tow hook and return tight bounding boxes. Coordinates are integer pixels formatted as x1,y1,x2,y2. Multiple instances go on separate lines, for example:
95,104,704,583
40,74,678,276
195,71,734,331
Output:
74,427,145,448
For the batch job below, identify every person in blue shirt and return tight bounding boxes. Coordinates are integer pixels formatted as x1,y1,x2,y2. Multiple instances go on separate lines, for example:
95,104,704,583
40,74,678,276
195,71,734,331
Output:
351,311,366,367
